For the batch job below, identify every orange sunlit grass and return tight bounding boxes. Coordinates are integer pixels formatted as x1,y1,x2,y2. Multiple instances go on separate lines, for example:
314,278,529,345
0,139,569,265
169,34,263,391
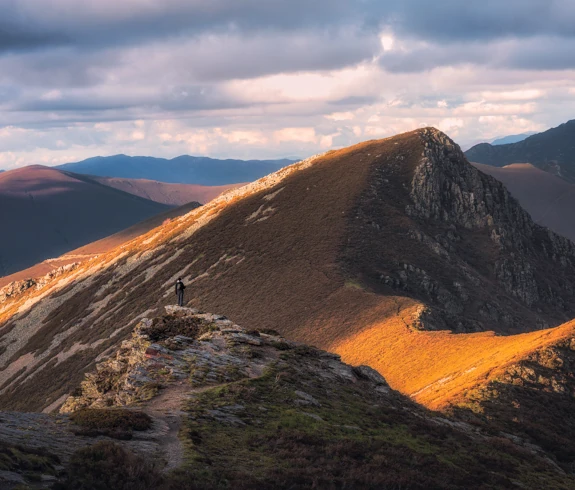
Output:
333,297,575,409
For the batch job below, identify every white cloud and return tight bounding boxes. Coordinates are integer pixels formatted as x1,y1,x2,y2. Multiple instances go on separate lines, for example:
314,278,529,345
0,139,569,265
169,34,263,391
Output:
273,128,317,144
380,34,395,51
479,89,545,101
325,112,355,121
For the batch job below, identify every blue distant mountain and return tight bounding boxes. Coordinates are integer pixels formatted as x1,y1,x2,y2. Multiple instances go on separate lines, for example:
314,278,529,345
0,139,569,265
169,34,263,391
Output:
491,132,538,146
57,155,297,186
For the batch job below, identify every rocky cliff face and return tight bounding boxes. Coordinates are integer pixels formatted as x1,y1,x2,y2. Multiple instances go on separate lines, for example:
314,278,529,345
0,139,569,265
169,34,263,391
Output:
413,129,575,308
345,128,575,333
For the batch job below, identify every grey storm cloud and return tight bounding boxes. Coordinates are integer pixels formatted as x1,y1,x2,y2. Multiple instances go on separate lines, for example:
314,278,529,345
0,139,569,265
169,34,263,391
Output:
2,1,574,79
8,83,246,113
388,0,575,42
378,36,575,73
0,0,384,52
167,32,380,82
2,0,575,53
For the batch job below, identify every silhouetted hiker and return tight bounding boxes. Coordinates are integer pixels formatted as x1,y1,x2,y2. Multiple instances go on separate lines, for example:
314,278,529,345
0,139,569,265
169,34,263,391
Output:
175,278,186,306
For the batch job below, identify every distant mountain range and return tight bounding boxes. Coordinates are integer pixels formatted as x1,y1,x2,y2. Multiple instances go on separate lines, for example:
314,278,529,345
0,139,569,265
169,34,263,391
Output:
490,131,538,145
465,119,575,182
57,154,297,186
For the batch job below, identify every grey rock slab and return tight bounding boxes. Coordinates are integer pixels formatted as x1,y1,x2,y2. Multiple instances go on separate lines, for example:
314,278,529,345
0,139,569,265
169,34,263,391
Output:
353,365,388,386
295,390,321,407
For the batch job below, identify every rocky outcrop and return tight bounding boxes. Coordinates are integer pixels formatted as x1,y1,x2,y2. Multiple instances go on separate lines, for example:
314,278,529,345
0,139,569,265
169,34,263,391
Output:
409,129,531,233
396,128,575,328
0,263,79,305
61,306,387,413
341,128,575,333
54,307,575,488
413,129,575,301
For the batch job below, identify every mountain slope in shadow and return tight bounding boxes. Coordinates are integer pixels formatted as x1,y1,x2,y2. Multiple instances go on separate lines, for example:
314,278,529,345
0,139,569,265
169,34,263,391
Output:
0,165,172,276
466,119,575,182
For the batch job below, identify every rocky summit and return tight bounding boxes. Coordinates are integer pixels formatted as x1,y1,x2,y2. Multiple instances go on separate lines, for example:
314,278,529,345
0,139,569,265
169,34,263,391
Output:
2,128,575,487
1,307,573,489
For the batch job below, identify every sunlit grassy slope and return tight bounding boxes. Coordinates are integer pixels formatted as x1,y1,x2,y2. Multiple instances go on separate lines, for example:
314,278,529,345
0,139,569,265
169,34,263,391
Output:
333,291,575,409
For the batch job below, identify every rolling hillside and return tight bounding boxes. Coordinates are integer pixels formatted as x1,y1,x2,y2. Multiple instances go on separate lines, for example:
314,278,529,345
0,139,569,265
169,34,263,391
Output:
2,129,575,478
88,176,243,205
0,165,173,276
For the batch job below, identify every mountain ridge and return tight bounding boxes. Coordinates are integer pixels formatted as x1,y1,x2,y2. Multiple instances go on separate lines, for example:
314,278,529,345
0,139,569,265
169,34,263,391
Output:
2,128,575,407
465,119,575,182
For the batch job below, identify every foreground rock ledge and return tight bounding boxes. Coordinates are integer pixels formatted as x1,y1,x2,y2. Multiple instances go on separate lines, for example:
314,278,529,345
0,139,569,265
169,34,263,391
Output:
61,305,389,412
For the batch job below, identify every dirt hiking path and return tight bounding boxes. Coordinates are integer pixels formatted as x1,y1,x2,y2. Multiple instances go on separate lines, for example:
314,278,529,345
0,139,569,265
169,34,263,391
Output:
142,382,212,471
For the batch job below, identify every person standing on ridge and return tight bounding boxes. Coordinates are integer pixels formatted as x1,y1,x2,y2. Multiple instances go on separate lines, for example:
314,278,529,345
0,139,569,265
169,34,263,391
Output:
175,277,186,307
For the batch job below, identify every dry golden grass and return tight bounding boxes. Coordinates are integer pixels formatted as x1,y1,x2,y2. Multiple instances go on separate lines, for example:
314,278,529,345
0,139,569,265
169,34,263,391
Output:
333,296,575,409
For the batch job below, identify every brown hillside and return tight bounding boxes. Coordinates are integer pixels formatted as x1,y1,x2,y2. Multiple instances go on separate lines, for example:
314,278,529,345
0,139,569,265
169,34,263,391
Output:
474,162,575,242
2,127,575,436
87,175,243,205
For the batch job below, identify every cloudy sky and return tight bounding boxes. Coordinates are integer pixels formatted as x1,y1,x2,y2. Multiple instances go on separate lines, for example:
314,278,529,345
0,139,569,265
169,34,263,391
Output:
1,0,575,169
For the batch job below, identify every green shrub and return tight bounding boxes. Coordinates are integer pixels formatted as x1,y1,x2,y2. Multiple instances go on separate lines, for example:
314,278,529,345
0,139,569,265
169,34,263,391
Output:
146,315,212,342
270,341,291,351
70,409,152,439
53,441,163,490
